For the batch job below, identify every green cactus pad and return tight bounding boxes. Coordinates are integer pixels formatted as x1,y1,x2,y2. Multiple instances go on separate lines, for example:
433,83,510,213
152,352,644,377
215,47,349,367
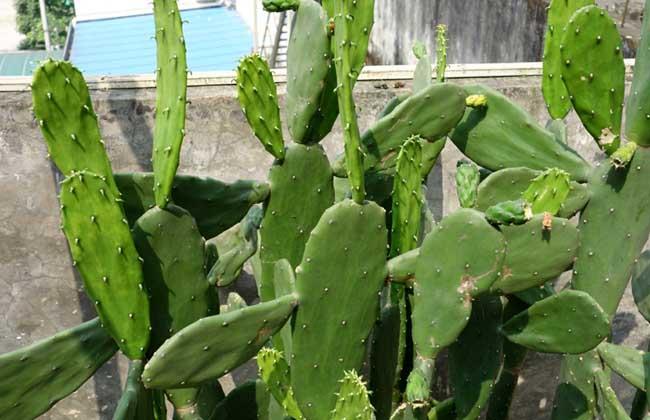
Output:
547,118,568,144
561,5,625,155
257,348,302,419
0,318,117,419
334,0,374,83
476,167,590,219
572,148,650,316
168,382,224,420
485,199,532,226
113,360,156,420
237,54,285,159
369,305,401,420
521,168,572,215
610,141,638,169
60,172,150,358
412,42,432,93
633,251,650,322
390,137,424,256
272,258,298,355
332,371,375,420
514,283,555,306
357,83,466,173
152,0,188,207
262,0,299,12
625,0,650,146
31,60,118,194
552,351,602,420
115,172,269,239
485,299,529,420
377,94,409,119
449,295,503,420
435,24,448,82
542,0,594,119
291,199,388,419
501,290,609,354
212,380,273,420
132,205,218,352
490,215,579,294
387,248,418,285
286,0,337,144
450,85,591,181
143,294,298,389
594,370,632,420
413,209,505,356
597,342,647,391
259,144,334,301
208,206,262,287
455,160,480,209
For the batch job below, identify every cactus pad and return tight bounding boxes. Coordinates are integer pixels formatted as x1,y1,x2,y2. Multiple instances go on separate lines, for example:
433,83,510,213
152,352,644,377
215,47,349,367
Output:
31,60,118,194
212,380,273,420
449,295,503,420
257,348,302,419
0,318,117,419
610,141,638,169
60,172,150,358
476,167,589,219
390,137,424,256
450,85,591,181
143,294,298,389
625,0,650,146
597,342,647,391
485,199,532,226
291,200,388,419
331,371,375,420
491,215,579,294
632,251,650,322
542,0,594,119
455,160,480,208
115,172,269,238
501,290,609,354
594,369,632,419
521,168,572,215
572,148,650,316
286,0,337,144
132,204,218,352
152,0,188,207
412,41,432,93
263,0,299,12
561,5,625,154
237,54,285,159
259,144,334,300
113,360,156,420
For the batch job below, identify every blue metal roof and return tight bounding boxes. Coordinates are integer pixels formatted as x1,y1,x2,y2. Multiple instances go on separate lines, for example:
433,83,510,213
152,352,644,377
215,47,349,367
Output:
69,6,252,75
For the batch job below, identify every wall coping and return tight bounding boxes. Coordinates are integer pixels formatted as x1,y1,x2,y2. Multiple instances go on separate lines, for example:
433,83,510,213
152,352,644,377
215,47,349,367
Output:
0,59,635,92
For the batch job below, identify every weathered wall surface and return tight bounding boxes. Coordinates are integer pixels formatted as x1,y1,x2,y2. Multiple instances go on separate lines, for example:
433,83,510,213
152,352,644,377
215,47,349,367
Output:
0,65,647,419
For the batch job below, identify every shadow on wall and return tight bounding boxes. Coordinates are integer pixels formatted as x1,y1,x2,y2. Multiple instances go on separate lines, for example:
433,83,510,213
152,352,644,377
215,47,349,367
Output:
368,0,549,65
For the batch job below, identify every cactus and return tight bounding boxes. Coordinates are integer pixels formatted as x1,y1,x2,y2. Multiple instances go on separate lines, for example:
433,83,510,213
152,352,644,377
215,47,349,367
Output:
263,0,300,12
286,0,338,144
407,209,506,402
435,24,447,83
560,5,625,155
257,348,303,419
113,361,159,420
291,199,388,419
0,319,117,419
60,171,150,359
501,290,609,354
31,60,119,195
332,371,375,420
611,141,638,169
369,305,402,420
485,199,532,226
450,85,591,181
521,168,572,215
115,172,269,239
142,294,298,389
595,369,633,420
476,167,590,219
220,292,248,313
211,380,273,420
412,41,432,93
490,215,579,294
597,342,647,391
449,295,503,420
236,54,285,159
542,0,595,119
455,160,480,208
152,0,188,207
633,251,650,322
625,0,650,146
552,351,603,419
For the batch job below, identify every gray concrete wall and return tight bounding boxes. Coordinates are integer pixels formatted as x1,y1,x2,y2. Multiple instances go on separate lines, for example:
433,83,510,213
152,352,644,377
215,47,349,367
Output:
0,63,647,419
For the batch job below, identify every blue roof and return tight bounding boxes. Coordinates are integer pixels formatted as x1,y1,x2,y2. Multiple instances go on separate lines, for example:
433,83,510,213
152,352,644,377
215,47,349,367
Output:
70,6,252,75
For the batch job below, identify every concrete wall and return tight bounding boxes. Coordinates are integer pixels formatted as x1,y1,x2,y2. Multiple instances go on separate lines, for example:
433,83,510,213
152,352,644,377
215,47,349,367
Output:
0,63,647,419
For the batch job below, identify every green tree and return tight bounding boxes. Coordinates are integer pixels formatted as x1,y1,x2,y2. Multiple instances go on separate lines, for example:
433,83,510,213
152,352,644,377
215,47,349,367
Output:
15,0,74,50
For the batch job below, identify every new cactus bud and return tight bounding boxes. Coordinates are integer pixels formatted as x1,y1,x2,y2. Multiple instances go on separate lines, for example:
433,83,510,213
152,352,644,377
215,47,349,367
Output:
262,0,300,12
610,141,638,169
331,371,375,420
412,41,432,93
455,160,480,208
257,348,303,419
465,94,488,108
236,54,285,159
521,167,572,216
485,199,533,226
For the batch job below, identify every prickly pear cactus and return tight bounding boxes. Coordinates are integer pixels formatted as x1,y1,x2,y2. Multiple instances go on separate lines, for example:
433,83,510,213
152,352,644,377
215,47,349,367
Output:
331,371,375,420
521,168,572,215
152,0,188,207
455,160,480,208
236,54,285,159
262,0,299,12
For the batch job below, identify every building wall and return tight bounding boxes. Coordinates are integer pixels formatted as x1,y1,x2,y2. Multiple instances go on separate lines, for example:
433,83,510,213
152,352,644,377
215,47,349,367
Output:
0,0,23,50
0,64,647,419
